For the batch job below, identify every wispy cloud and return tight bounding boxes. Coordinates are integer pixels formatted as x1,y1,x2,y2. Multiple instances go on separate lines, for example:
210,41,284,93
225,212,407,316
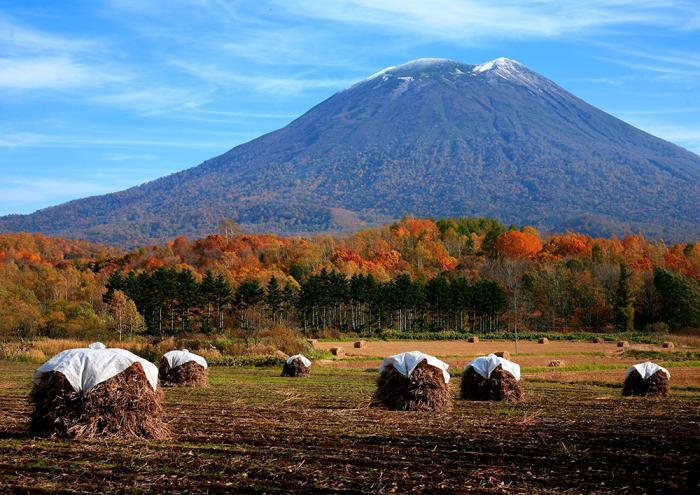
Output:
0,178,124,206
0,14,97,53
278,0,699,41
91,87,212,114
0,132,251,149
171,60,355,95
624,118,700,154
0,56,123,90
0,14,126,92
103,153,159,161
590,43,700,79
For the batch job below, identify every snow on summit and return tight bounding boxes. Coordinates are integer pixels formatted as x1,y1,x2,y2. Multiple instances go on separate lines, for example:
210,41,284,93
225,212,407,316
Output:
471,57,543,90
364,58,452,81
472,57,522,73
355,57,545,92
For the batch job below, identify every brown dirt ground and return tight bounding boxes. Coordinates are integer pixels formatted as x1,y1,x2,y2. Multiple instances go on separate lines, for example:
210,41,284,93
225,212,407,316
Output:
314,339,676,358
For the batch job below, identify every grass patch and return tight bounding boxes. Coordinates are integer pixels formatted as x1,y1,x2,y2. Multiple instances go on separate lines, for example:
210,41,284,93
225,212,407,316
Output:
523,360,700,374
208,355,285,367
624,349,700,361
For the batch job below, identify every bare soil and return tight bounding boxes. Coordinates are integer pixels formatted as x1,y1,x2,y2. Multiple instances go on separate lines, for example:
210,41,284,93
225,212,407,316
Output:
315,339,675,358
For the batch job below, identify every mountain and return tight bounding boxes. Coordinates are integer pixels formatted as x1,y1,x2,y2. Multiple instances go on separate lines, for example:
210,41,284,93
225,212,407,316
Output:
1,57,699,246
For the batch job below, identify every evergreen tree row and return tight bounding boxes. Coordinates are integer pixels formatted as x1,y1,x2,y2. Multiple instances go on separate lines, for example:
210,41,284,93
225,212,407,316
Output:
106,268,508,335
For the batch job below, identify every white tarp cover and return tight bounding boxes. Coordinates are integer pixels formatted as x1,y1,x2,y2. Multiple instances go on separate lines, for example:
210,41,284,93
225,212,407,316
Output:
626,361,670,380
163,349,208,370
88,342,106,349
379,351,451,384
286,354,312,367
35,347,159,393
466,354,521,381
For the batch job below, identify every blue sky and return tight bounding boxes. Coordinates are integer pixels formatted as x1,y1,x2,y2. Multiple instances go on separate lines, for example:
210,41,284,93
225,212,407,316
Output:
1,0,699,215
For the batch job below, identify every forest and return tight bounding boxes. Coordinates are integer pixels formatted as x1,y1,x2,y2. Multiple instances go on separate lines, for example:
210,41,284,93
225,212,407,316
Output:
0,216,698,341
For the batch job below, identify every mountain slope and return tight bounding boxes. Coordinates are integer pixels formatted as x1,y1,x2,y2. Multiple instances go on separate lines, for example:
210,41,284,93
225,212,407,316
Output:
1,57,699,246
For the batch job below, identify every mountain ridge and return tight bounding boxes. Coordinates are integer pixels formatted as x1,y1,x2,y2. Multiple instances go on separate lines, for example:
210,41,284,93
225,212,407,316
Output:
1,57,699,246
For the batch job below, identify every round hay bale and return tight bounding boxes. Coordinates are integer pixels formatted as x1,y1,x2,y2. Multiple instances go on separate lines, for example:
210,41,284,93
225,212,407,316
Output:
548,360,563,367
623,369,669,397
330,347,345,357
468,336,479,343
371,361,452,412
662,341,675,349
281,355,311,377
617,340,629,348
30,362,168,439
307,339,319,347
460,365,524,402
538,337,549,344
354,340,366,349
159,359,208,387
494,351,511,359
593,337,605,344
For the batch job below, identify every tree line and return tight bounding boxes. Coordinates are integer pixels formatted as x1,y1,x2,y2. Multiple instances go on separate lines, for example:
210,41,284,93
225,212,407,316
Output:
1,219,697,341
106,267,509,336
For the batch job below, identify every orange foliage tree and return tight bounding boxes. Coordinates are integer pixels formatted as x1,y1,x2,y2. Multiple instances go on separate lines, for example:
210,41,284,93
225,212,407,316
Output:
495,230,543,259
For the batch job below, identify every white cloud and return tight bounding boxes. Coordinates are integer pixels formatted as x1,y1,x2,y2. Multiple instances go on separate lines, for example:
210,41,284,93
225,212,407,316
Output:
91,87,212,114
0,178,121,206
103,153,159,161
623,118,700,154
0,14,97,54
0,132,246,149
0,56,122,90
171,60,355,95
278,0,698,41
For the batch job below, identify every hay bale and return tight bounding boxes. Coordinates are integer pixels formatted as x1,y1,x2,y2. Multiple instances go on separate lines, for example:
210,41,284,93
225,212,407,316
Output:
281,355,311,377
159,359,208,387
538,337,549,344
30,362,168,439
617,340,629,348
662,341,675,349
330,347,345,357
623,369,669,397
494,351,510,359
354,340,366,348
307,339,318,347
468,336,479,343
461,360,524,402
159,350,208,387
371,361,451,412
548,360,563,367
593,337,605,344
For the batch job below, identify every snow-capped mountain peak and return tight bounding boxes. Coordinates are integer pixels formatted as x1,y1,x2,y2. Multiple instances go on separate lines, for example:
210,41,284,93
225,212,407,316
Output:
472,57,543,90
364,58,453,81
472,57,522,73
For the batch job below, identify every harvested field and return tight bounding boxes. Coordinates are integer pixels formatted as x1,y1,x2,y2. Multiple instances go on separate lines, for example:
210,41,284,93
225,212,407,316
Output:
315,339,668,358
1,359,699,494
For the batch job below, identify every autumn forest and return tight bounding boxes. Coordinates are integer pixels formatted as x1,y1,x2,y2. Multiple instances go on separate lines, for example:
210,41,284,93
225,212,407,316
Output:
0,217,698,342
